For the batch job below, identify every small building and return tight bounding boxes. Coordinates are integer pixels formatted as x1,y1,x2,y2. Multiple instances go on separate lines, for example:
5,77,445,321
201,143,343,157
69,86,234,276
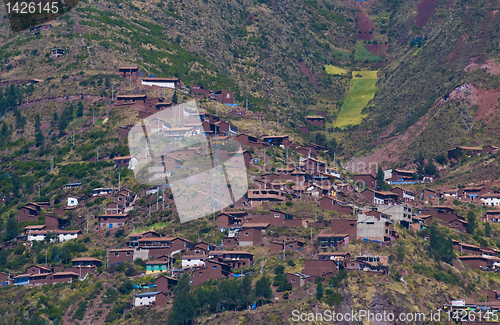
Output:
98,214,128,229
388,169,417,184
118,67,139,81
18,202,50,223
286,273,316,287
480,193,500,207
330,219,357,240
306,115,325,127
27,229,81,243
51,48,65,57
270,240,306,253
146,258,171,274
63,182,82,189
67,196,79,207
215,90,234,104
238,227,262,246
133,291,167,308
181,255,208,270
352,174,376,189
222,237,238,247
319,197,352,216
190,259,231,286
156,275,178,293
112,156,133,169
303,260,339,277
458,256,500,271
109,248,135,265
214,251,253,269
141,77,181,89
299,126,310,135
357,212,392,242
483,145,499,155
116,95,147,105
93,188,114,196
71,257,103,270
316,230,349,248
391,187,416,202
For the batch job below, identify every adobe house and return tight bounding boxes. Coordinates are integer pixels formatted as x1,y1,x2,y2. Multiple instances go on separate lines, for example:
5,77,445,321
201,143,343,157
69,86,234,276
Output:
118,125,134,138
451,240,483,256
304,260,339,277
481,210,500,222
235,133,268,149
191,259,232,286
270,240,306,253
316,230,349,248
302,157,327,174
26,265,52,275
483,145,499,154
141,77,181,89
112,156,133,169
215,90,234,104
194,242,216,253
217,213,243,232
222,237,238,247
261,135,290,146
388,169,417,183
218,251,253,269
116,94,147,105
458,256,500,270
299,126,310,135
306,115,325,127
238,227,262,246
448,146,482,160
191,85,212,99
71,257,102,270
18,202,50,223
0,271,9,285
391,187,416,202
480,192,500,207
156,275,178,293
286,273,317,287
128,231,161,246
352,174,376,189
318,252,351,269
247,189,287,206
319,197,353,215
133,291,168,308
118,67,139,81
110,248,134,265
330,219,357,240
425,206,460,223
361,189,399,205
136,237,194,254
98,213,128,229
45,215,70,231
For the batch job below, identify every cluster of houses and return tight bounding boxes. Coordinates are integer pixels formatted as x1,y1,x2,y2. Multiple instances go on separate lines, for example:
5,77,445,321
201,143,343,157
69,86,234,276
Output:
443,290,500,314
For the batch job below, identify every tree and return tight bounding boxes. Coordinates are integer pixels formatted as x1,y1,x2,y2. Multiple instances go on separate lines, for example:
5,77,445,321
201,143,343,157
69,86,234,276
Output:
316,280,323,299
429,222,455,263
255,275,272,301
467,211,477,235
5,216,18,241
169,274,196,325
34,114,41,131
239,275,254,307
485,222,491,237
435,154,447,166
172,91,178,104
376,166,389,190
77,102,84,117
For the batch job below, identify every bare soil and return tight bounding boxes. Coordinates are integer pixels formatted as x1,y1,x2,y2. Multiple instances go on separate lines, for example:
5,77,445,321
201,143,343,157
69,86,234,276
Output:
415,0,437,28
357,11,374,41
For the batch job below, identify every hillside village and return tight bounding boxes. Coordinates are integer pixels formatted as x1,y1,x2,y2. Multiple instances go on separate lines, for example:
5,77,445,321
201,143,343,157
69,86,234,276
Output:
2,63,500,324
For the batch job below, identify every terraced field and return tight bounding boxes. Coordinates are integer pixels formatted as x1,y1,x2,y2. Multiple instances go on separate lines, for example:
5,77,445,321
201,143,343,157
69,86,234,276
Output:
334,70,378,128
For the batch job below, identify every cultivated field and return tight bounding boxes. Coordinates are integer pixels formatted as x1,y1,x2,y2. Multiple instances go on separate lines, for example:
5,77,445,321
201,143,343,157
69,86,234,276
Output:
334,70,378,128
325,64,347,75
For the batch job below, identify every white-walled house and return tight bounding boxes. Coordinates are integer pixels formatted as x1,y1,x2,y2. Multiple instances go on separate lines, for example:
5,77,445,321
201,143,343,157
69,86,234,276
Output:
133,291,167,307
141,77,180,89
28,230,81,243
480,193,500,207
181,255,207,269
67,196,78,207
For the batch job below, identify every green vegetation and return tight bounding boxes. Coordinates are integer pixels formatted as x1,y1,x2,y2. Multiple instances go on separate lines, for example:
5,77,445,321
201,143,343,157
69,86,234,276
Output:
334,71,378,128
353,42,381,62
324,65,347,75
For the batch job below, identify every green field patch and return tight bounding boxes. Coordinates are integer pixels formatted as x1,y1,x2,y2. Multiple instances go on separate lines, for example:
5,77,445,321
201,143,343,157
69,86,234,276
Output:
334,71,379,128
325,65,348,75
354,42,381,62
133,221,171,234
94,119,103,125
